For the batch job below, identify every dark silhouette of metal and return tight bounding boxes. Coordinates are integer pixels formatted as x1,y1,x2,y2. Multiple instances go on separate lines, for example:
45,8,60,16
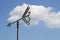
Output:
7,5,31,40
17,20,19,40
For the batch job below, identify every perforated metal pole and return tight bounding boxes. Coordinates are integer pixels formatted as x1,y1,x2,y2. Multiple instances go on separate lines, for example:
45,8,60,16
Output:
17,20,19,40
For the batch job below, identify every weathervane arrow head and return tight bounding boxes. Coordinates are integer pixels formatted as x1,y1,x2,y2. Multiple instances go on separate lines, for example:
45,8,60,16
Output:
7,23,11,27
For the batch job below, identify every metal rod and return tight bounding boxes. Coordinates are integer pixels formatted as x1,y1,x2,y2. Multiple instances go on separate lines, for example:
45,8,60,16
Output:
17,20,19,40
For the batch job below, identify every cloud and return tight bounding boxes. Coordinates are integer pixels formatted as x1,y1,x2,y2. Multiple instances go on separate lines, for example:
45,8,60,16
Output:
8,3,60,28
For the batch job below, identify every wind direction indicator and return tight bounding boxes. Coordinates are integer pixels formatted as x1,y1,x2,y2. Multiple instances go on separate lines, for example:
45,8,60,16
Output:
7,5,31,40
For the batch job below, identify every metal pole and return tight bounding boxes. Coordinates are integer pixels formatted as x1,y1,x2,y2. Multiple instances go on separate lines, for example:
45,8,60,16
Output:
17,20,19,40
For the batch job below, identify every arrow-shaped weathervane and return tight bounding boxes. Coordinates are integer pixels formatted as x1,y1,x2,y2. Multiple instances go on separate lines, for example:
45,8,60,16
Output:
7,5,31,40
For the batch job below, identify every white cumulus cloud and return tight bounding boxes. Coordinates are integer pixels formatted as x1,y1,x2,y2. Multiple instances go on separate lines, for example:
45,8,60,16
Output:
8,3,60,28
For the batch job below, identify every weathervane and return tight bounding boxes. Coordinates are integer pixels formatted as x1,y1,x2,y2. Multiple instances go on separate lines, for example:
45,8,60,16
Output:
7,5,31,40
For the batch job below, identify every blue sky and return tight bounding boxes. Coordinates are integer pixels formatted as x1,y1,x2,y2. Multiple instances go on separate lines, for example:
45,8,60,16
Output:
0,0,60,40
